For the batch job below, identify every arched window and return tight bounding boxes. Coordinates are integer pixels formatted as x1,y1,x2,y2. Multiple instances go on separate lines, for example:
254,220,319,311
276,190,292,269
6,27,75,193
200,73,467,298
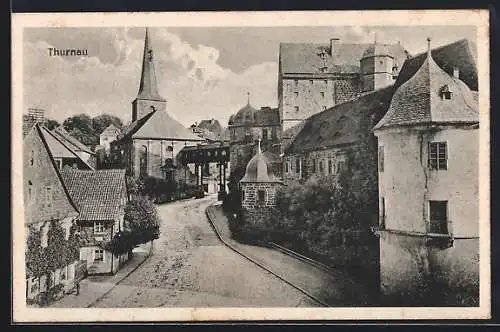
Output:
30,151,34,166
139,145,148,177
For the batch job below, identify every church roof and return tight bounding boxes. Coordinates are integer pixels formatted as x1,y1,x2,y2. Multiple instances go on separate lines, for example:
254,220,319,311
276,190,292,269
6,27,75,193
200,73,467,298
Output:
229,102,257,125
279,42,409,75
394,38,477,91
118,109,205,141
60,168,127,221
240,142,282,184
374,40,478,131
136,28,165,102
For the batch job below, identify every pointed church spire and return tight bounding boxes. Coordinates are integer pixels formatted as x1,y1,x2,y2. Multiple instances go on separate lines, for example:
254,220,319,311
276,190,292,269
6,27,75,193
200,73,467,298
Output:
136,28,165,101
257,138,262,154
426,37,432,58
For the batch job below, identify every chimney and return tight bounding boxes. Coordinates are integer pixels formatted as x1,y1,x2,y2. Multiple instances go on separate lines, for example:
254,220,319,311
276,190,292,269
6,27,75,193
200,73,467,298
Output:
453,67,460,79
330,38,340,56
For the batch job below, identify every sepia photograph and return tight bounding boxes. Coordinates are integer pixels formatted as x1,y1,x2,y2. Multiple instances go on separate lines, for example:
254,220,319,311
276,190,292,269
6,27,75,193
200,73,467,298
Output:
11,10,490,322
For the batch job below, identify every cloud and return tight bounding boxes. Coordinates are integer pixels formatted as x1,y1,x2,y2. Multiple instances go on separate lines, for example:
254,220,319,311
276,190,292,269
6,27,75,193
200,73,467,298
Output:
23,28,278,128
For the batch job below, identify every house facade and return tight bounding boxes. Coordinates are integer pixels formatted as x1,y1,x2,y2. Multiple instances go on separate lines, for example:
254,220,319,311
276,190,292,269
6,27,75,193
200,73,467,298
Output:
99,124,121,154
24,124,81,302
61,168,129,275
110,28,204,184
373,39,479,306
51,126,97,169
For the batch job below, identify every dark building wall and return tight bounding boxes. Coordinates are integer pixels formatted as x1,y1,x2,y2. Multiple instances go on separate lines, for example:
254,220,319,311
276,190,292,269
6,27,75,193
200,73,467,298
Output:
132,99,166,122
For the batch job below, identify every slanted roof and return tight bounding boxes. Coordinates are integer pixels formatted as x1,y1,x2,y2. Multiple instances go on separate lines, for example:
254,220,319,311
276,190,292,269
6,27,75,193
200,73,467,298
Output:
40,126,95,170
255,108,280,126
286,86,395,155
240,142,282,184
118,110,204,141
100,124,121,136
374,42,478,131
279,42,409,75
395,38,477,91
135,28,165,102
197,119,223,135
60,168,127,221
52,126,95,155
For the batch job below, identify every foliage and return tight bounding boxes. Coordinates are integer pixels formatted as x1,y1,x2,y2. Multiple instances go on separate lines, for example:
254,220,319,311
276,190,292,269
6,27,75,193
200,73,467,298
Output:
62,113,124,147
104,229,136,255
41,118,60,131
124,197,161,245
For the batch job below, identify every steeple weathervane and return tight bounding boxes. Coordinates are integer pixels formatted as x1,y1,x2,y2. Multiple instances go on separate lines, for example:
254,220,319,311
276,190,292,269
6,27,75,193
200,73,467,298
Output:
257,138,262,154
247,92,250,105
427,37,432,57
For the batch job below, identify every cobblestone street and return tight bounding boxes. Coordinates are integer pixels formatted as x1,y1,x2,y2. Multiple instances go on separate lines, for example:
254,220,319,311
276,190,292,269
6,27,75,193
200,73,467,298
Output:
89,195,319,307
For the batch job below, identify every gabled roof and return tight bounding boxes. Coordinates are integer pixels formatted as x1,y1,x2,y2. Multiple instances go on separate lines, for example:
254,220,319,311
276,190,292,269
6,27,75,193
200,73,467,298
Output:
25,124,80,224
279,42,409,75
374,44,478,131
40,126,95,170
100,124,121,136
286,85,395,155
395,38,477,91
60,168,127,221
118,110,204,141
52,126,95,155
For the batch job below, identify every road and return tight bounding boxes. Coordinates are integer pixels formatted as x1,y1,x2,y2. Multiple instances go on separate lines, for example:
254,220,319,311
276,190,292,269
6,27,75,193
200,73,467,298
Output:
92,195,319,307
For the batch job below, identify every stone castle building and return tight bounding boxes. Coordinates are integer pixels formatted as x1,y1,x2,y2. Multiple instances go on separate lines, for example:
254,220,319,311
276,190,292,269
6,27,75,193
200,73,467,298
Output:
240,140,283,225
110,28,204,181
373,39,479,306
227,97,282,180
278,39,410,148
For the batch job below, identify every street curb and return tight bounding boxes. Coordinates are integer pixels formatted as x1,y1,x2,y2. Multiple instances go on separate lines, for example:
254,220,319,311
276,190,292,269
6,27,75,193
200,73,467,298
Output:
205,205,329,307
86,250,152,308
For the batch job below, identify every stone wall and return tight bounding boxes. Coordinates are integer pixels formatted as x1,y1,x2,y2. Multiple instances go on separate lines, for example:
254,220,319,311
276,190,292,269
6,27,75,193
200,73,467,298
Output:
241,182,280,209
132,98,166,122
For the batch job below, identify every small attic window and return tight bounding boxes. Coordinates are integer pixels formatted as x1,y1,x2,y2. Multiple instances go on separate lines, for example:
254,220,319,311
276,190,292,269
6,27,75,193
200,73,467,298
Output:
440,85,453,100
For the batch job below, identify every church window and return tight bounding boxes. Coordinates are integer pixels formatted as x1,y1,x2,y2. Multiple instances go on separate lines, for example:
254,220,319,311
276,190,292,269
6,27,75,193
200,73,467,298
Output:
428,142,447,170
429,200,448,234
257,190,266,203
139,145,148,177
295,158,300,174
328,159,333,174
284,162,289,174
319,160,324,173
312,159,316,173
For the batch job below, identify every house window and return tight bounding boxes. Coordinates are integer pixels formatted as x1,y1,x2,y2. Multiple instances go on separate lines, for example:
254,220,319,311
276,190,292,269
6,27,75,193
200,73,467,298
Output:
94,248,104,262
257,190,266,203
322,106,327,110
241,190,245,202
284,162,289,174
320,92,325,98
319,160,324,173
139,145,148,177
380,197,386,229
328,160,333,174
294,91,299,98
54,158,62,170
429,201,448,234
45,187,53,207
294,79,298,86
28,181,33,202
312,159,316,173
429,142,447,170
262,128,268,140
324,80,328,85
30,150,34,166
309,80,314,84
294,106,299,112
94,221,105,234
378,146,384,172
440,85,453,100
295,158,300,174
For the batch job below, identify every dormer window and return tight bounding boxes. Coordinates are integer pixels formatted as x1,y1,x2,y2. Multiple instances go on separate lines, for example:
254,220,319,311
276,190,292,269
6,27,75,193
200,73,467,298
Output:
440,85,453,100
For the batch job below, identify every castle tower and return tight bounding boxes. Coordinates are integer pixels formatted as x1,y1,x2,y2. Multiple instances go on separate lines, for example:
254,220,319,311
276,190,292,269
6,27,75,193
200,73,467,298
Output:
239,139,283,225
360,40,395,92
132,28,166,122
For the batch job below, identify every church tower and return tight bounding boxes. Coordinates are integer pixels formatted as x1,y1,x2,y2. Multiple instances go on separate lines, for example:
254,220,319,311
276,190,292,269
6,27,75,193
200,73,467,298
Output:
132,28,167,122
360,40,395,92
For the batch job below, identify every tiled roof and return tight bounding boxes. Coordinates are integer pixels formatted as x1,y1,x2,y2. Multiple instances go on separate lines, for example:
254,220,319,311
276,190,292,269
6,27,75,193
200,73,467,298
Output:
281,120,307,151
197,119,223,135
395,39,477,91
374,48,478,131
286,85,395,154
229,105,280,127
228,103,257,126
60,168,127,221
279,42,409,75
118,110,204,141
52,126,95,155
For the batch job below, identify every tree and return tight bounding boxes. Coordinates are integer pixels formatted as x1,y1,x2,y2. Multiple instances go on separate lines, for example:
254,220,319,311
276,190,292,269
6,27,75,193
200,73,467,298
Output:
124,196,161,245
63,114,96,146
42,118,60,131
92,114,123,135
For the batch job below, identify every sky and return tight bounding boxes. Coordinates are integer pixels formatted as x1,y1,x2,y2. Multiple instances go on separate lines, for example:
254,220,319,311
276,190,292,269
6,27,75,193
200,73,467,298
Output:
23,26,476,128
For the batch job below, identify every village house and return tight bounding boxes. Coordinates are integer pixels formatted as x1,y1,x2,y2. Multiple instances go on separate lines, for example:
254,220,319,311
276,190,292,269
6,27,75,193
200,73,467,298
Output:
373,38,479,306
99,124,121,155
23,108,46,137
240,140,284,225
36,125,95,171
24,123,81,302
278,38,410,150
60,168,129,275
110,28,204,184
227,98,282,179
